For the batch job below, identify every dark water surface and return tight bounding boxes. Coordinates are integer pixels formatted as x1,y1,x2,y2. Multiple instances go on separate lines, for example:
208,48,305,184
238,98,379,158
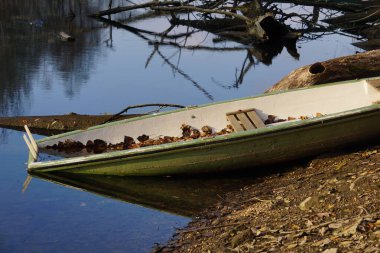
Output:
0,1,363,252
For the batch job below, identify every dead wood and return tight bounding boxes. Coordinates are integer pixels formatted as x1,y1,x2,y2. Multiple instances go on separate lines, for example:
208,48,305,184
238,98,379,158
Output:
266,49,380,92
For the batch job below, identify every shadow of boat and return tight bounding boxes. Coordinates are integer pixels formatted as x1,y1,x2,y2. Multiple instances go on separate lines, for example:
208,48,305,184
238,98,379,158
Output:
29,171,256,217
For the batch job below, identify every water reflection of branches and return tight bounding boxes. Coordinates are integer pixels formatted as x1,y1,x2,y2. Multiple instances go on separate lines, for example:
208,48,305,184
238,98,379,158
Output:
96,15,263,92
90,2,298,90
156,47,214,100
92,0,365,43
97,16,215,100
92,0,379,91
212,51,255,89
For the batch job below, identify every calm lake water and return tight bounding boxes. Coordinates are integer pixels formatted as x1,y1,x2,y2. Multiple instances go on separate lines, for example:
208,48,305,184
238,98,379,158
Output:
0,1,364,252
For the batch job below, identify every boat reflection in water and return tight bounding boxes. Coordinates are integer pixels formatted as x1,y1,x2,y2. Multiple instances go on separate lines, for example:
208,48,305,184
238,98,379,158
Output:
29,172,256,217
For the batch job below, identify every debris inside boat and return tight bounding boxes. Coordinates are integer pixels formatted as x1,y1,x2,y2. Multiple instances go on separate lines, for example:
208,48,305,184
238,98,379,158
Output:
43,113,324,156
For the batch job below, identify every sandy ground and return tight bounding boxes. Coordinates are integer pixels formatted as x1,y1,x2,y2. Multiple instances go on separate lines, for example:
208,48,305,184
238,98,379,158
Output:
154,144,380,253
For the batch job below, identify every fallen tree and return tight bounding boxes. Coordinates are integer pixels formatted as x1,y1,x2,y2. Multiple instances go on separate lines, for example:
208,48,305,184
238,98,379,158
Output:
267,49,380,92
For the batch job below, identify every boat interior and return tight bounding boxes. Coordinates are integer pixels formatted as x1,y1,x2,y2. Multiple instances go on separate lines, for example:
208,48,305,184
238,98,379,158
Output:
39,78,380,148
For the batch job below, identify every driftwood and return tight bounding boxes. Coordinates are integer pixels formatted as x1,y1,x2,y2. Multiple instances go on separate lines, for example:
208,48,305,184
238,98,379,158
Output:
267,49,380,92
0,114,141,136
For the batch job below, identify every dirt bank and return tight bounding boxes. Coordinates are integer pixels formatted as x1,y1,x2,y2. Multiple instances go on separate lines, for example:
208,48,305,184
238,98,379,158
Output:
0,113,141,135
155,144,380,252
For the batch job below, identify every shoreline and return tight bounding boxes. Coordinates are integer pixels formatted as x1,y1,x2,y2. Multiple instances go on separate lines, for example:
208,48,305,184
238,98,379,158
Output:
154,144,380,252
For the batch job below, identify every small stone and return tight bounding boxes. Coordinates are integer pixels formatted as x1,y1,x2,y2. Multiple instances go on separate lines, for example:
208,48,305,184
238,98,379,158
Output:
317,212,331,218
335,161,347,170
364,246,380,253
340,241,352,247
286,243,298,249
250,228,258,234
181,124,192,137
230,229,252,248
319,227,328,236
372,231,380,239
306,220,313,227
329,222,343,229
137,134,149,142
340,218,363,237
190,129,201,139
93,139,107,154
322,248,338,253
313,238,331,247
299,196,319,210
299,236,307,245
291,224,300,230
123,136,135,149
326,178,339,184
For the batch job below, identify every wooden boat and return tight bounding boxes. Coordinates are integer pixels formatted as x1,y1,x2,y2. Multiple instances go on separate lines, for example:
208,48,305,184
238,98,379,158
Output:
25,77,380,176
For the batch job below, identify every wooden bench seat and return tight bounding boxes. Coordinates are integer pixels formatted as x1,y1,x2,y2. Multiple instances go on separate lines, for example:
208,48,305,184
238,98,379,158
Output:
226,109,265,132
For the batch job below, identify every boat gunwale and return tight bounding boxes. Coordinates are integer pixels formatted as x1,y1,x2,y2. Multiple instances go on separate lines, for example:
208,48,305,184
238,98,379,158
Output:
28,103,380,171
